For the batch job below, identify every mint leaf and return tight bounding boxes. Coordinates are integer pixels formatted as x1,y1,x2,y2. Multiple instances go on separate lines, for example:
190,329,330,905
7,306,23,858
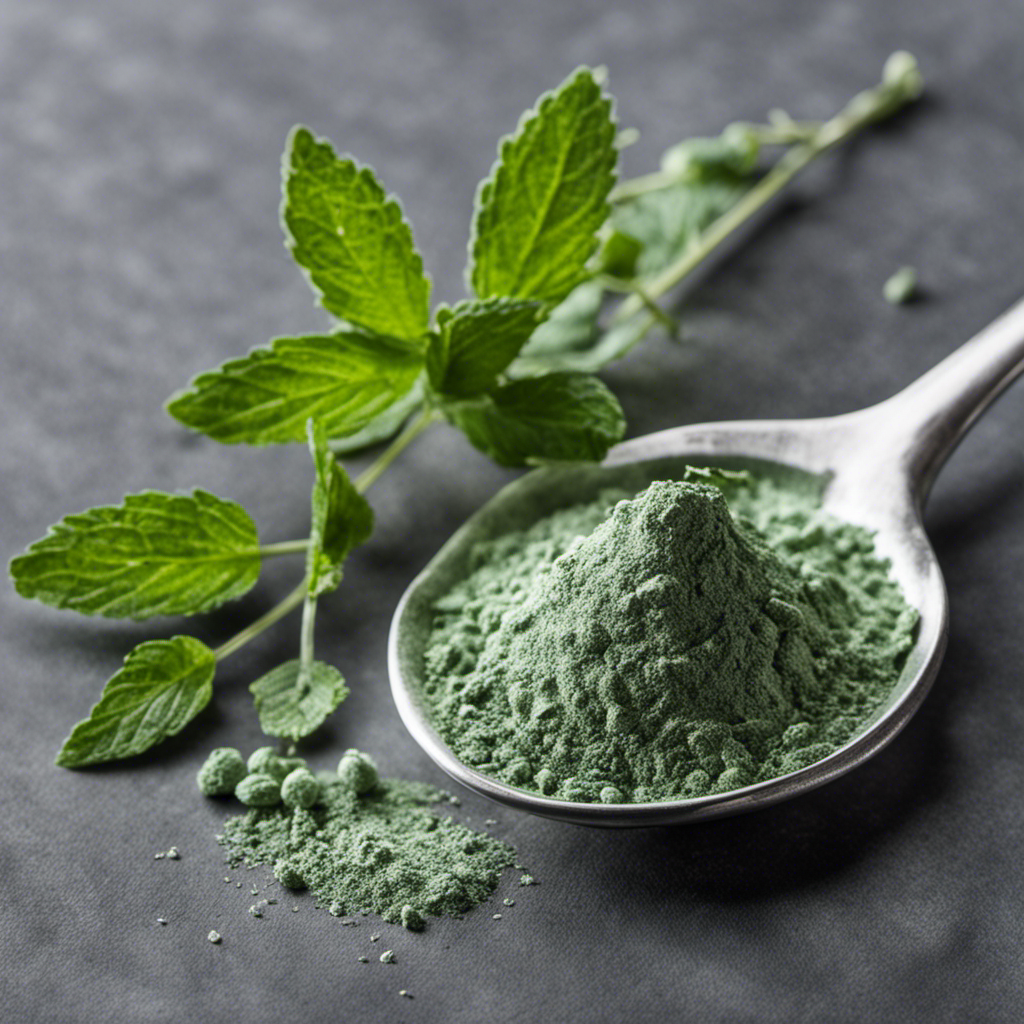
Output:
430,298,543,397
307,420,374,596
283,126,431,341
249,659,348,741
611,178,749,279
445,371,625,467
166,332,423,445
468,67,617,304
56,637,215,767
10,490,260,620
327,380,424,455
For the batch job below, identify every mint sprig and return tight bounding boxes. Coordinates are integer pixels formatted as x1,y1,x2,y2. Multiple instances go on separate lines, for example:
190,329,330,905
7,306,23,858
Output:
10,56,923,766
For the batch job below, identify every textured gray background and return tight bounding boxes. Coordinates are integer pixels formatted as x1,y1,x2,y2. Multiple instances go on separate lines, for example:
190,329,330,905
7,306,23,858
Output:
2,1,1023,1021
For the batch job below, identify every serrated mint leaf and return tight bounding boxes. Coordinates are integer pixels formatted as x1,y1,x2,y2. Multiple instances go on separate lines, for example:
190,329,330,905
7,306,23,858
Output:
56,637,215,767
468,67,617,304
166,332,422,445
611,178,749,279
282,126,431,342
307,420,374,596
327,380,425,456
10,490,260,620
249,659,348,741
445,371,625,467
431,297,543,397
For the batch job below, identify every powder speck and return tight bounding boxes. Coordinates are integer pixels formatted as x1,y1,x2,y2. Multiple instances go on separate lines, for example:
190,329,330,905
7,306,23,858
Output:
380,950,395,964
207,930,222,944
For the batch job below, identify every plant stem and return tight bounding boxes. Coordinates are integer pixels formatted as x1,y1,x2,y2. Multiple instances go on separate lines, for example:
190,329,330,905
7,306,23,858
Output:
259,540,309,557
214,578,307,662
353,407,437,494
611,53,922,324
212,408,438,662
298,590,317,669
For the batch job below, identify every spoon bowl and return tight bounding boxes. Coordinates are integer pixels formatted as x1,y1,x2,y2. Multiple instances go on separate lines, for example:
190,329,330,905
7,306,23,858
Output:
389,299,1024,826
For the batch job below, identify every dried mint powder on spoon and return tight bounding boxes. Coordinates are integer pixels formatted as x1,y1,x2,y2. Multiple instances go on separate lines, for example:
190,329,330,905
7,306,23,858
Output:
422,468,918,803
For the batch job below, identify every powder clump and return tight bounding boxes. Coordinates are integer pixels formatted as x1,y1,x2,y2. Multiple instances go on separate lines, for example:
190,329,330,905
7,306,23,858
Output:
217,750,514,927
423,471,917,803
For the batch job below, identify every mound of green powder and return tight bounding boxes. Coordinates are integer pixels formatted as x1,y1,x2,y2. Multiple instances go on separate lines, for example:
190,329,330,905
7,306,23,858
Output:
216,752,514,926
422,469,918,803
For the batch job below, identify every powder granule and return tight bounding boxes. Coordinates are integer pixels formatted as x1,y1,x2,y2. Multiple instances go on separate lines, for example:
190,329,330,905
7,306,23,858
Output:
423,470,917,803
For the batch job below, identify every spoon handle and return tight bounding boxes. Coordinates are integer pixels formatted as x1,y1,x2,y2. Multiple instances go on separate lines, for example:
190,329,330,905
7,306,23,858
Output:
857,295,1024,503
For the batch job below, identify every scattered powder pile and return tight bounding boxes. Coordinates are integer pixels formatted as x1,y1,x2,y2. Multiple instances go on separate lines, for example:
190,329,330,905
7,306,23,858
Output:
422,469,918,803
203,747,515,927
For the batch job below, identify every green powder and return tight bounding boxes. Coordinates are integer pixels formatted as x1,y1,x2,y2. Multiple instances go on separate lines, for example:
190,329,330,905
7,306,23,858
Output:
421,468,918,803
216,751,515,927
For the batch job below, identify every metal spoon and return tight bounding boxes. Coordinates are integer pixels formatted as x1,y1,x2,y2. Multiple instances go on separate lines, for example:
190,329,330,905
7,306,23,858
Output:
388,298,1024,827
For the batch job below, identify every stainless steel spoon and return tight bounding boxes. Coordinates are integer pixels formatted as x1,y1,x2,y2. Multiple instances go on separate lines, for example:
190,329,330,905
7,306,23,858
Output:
388,297,1024,827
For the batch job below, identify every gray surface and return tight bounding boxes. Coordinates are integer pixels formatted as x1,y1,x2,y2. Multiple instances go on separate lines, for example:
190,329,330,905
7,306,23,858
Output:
2,1,1023,1021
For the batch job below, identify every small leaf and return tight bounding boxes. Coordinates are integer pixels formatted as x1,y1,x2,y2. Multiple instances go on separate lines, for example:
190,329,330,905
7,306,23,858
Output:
327,379,425,455
166,332,423,445
56,637,215,767
597,230,643,280
468,67,617,305
250,659,348,741
445,371,625,467
431,298,543,397
282,126,431,341
10,490,260,620
307,420,374,596
660,125,760,183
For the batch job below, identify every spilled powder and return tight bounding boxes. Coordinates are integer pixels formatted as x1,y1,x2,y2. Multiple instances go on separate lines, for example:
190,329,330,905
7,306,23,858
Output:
422,469,918,803
216,757,514,928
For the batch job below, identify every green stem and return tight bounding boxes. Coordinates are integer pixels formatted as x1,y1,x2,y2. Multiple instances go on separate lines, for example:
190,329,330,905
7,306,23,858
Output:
211,408,438,663
214,578,307,662
597,275,678,336
298,589,317,669
259,540,309,557
353,407,437,494
611,53,922,324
